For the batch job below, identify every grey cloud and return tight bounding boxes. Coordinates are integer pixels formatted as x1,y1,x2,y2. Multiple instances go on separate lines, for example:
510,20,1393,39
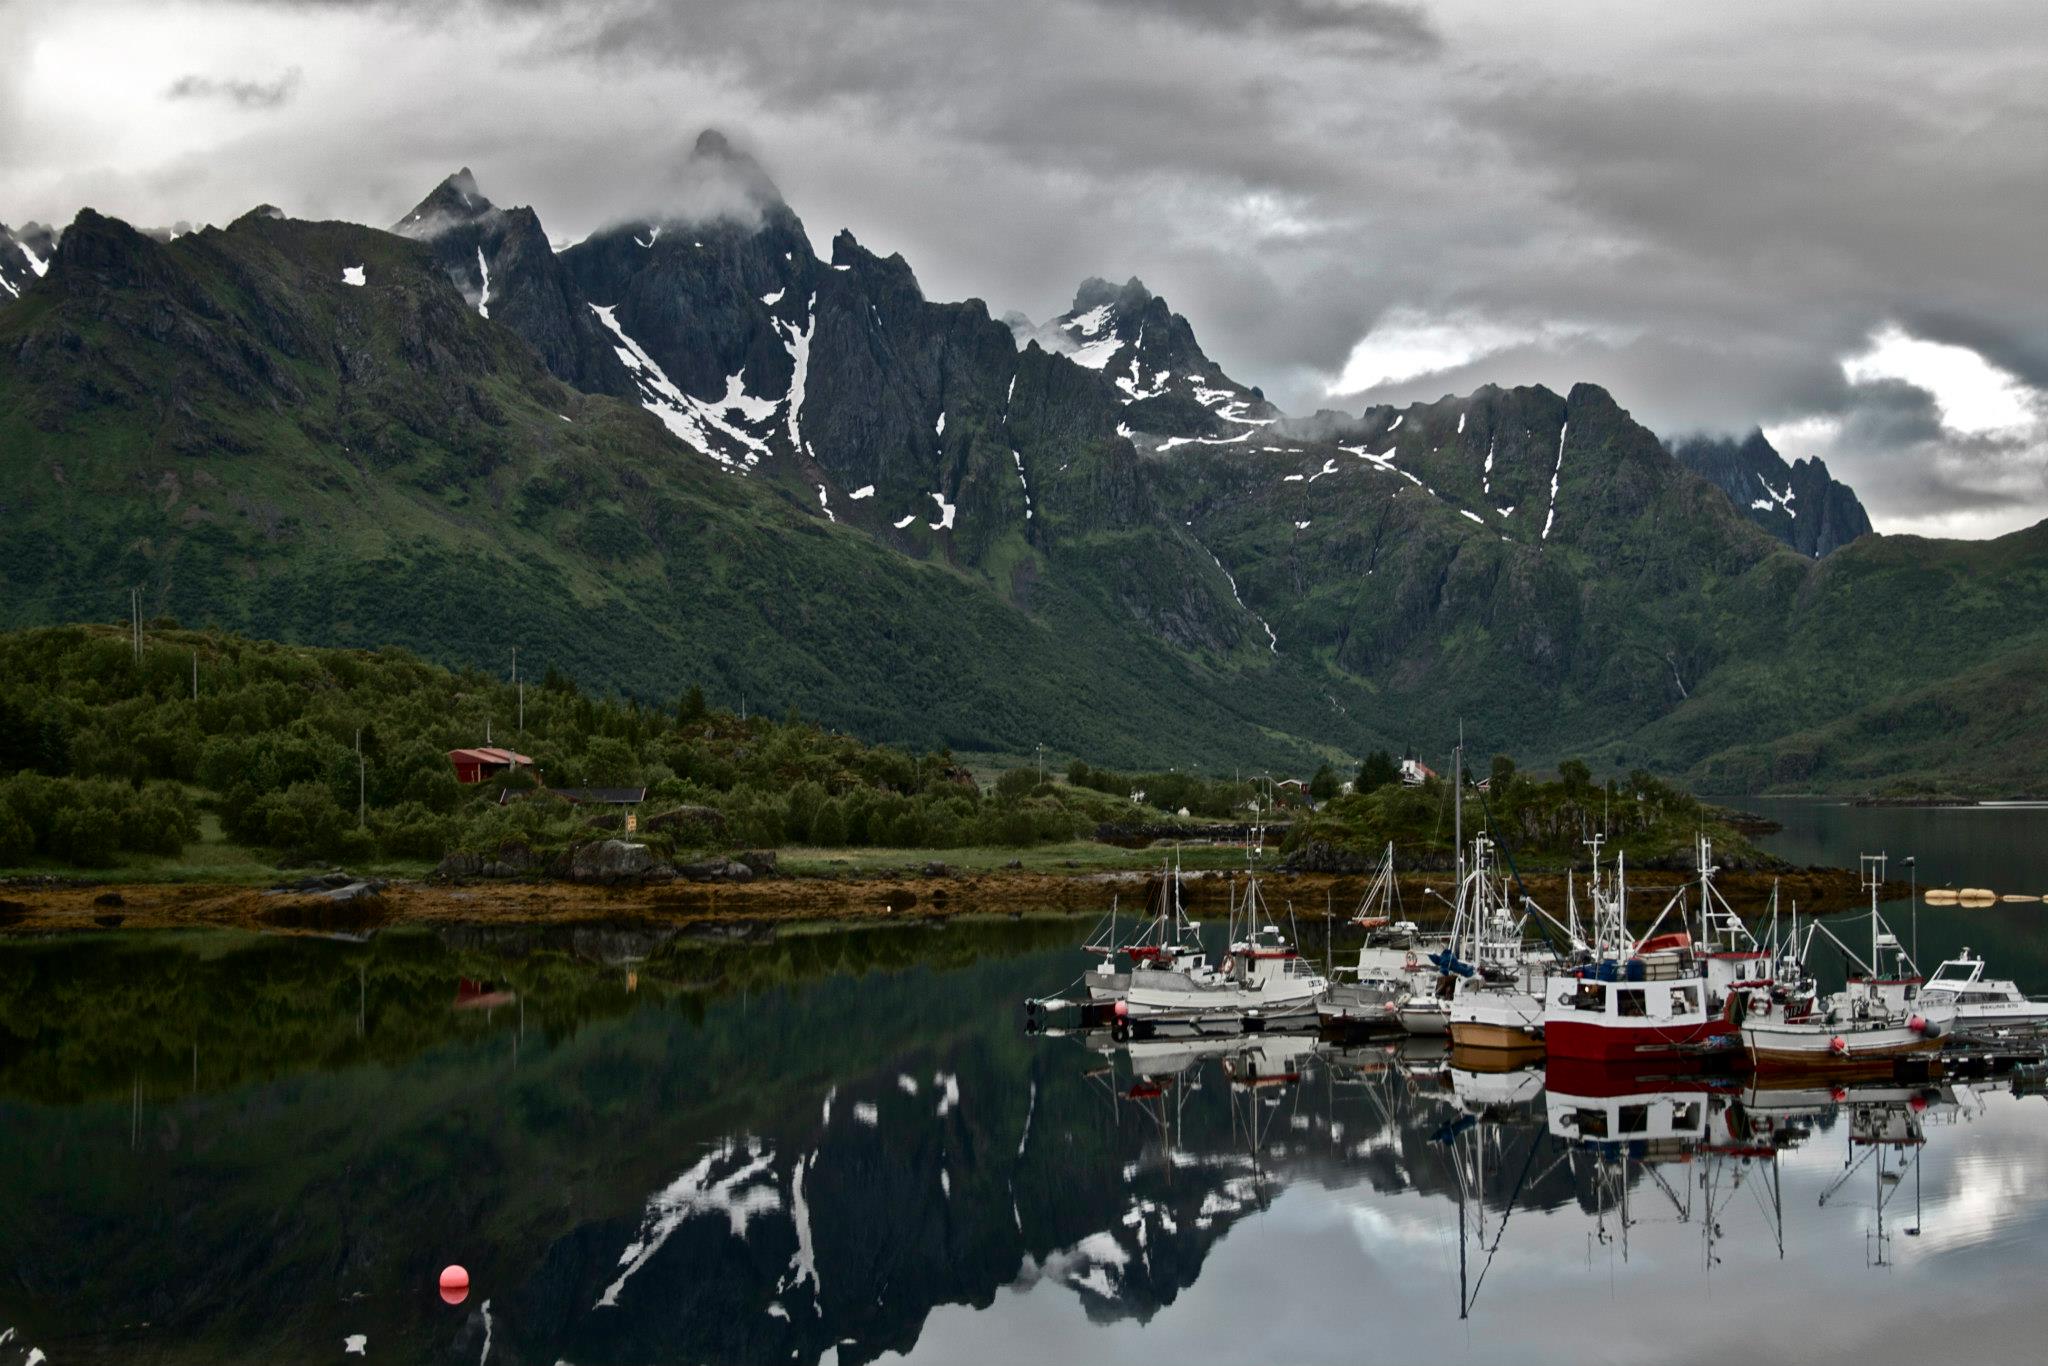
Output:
13,0,2048,534
1086,0,1440,48
164,68,303,109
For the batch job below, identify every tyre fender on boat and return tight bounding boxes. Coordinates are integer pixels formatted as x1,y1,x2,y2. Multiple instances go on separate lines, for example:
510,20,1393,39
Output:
1222,954,1237,977
1405,951,1419,972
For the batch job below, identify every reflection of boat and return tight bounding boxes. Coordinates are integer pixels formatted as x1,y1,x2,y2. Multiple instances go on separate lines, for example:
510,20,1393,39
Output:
453,977,517,1010
1547,1081,1708,1150
1742,856,1948,1073
1448,1060,1543,1110
1915,948,2048,1032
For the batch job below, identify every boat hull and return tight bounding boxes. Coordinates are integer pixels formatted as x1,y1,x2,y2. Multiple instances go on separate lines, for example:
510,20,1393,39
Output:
1543,1017,1736,1062
1742,1022,1943,1073
1446,1020,1545,1054
1396,1003,1451,1036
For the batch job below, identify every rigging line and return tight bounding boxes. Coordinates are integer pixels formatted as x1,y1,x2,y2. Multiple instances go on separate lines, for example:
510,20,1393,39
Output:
1466,1126,1548,1312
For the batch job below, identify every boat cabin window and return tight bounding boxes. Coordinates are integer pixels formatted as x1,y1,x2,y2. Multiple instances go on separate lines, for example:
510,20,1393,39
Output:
1616,988,1647,1018
1571,981,1606,1012
1617,1105,1649,1135
1570,1107,1608,1138
1672,1101,1703,1130
1670,985,1700,1016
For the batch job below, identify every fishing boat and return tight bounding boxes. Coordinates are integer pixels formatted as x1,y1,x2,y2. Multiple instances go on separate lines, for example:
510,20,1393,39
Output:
1082,851,1212,1002
1542,837,1747,1062
1318,844,1438,1030
1913,948,2048,1032
1740,855,1950,1074
1445,836,1550,1057
1120,804,1326,1035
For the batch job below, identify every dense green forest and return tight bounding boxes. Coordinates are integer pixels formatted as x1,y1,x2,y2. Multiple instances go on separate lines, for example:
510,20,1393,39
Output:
1282,752,1769,871
0,624,1277,873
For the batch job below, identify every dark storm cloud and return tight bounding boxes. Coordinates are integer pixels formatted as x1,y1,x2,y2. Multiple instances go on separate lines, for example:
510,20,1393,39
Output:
164,68,303,109
10,0,2047,534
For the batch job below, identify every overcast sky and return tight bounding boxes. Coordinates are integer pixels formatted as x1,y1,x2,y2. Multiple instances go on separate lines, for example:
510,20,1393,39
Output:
5,0,2045,537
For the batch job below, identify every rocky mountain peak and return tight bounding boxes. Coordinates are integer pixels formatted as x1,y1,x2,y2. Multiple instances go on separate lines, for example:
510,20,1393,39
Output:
392,167,497,239
1,220,62,301
1669,426,1873,556
1070,275,1153,316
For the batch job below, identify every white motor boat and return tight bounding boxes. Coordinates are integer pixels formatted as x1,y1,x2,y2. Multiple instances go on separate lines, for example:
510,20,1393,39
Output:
1913,948,2048,1031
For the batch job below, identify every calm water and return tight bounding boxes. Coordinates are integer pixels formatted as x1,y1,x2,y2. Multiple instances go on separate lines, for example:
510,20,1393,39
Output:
1,803,2045,1366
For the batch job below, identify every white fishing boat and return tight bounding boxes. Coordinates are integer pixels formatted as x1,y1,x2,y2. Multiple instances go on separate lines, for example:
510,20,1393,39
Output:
1318,844,1438,1029
1741,855,1950,1073
1914,948,2048,1032
1082,850,1212,1002
1445,836,1550,1056
1120,802,1326,1035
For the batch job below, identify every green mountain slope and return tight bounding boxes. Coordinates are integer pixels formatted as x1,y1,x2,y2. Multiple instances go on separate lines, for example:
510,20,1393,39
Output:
7,184,2048,794
0,209,1358,770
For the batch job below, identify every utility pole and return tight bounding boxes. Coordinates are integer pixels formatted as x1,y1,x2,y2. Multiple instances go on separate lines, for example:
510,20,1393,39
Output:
1037,742,1045,784
513,647,524,734
356,728,365,828
191,650,198,701
131,588,141,662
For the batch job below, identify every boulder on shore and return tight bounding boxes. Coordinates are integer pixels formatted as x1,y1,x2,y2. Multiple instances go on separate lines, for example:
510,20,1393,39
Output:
569,839,667,885
678,856,755,883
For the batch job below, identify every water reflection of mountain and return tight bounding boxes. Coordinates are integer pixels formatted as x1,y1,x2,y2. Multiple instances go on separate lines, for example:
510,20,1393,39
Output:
0,925,2037,1365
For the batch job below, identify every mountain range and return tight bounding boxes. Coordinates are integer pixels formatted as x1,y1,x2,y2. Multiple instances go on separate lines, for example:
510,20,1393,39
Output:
4,130,2043,792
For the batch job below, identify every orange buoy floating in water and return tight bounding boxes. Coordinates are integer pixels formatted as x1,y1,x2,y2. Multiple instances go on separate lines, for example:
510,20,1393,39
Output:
439,1264,470,1305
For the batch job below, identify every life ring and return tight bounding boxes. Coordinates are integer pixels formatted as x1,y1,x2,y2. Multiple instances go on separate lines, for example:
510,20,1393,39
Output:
1222,954,1237,976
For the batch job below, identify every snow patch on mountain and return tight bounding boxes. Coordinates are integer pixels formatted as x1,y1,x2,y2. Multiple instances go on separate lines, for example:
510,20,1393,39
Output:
474,247,491,319
775,294,819,460
928,492,957,531
590,303,770,468
340,265,365,287
1543,422,1568,540
851,485,875,500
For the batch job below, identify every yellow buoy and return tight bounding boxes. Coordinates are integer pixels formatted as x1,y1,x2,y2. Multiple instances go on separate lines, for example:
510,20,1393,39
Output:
1958,887,1999,905
1923,889,1960,905
2002,894,2040,903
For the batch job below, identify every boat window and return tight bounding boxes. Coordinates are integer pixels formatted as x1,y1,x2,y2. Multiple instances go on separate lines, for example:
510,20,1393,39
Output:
1572,981,1606,1012
1572,1107,1609,1138
1618,1105,1649,1134
1616,989,1647,1018
1672,1101,1703,1129
1670,986,1700,1016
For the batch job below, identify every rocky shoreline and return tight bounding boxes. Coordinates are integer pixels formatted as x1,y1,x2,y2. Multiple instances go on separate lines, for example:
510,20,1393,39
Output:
0,862,1903,937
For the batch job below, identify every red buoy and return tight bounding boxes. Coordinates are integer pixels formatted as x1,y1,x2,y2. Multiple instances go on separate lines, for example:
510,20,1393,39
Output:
439,1264,470,1305
1828,1035,1849,1056
1113,999,1129,1019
